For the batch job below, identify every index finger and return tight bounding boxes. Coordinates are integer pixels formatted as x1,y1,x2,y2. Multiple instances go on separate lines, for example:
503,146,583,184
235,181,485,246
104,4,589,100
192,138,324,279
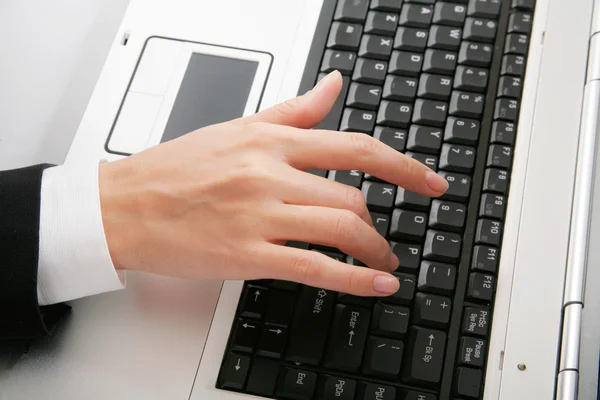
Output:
275,127,449,197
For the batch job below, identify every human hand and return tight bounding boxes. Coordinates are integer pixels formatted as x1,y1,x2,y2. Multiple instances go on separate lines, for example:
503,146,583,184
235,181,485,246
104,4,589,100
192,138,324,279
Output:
99,71,448,297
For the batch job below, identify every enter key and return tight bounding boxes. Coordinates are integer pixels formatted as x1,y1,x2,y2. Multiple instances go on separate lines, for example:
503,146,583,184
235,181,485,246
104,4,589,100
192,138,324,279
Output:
323,304,371,372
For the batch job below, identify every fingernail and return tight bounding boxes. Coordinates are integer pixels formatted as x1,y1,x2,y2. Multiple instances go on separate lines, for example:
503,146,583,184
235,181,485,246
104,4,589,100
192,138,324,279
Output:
425,171,449,193
313,70,338,90
389,253,400,271
373,275,399,294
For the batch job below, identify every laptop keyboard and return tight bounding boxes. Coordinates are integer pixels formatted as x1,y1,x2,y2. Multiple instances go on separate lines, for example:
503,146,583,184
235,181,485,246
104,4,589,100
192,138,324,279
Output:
217,0,535,399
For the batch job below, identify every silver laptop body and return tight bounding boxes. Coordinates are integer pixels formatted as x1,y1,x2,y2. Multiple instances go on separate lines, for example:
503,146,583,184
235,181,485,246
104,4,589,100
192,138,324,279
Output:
1,0,599,399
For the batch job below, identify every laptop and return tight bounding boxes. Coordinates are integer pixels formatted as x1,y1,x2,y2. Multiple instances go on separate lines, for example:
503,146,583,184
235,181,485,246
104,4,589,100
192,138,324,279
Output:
1,0,598,399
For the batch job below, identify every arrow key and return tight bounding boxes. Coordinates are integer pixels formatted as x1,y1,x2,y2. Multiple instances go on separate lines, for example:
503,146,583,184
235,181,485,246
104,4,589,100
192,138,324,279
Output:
217,352,250,390
239,285,268,320
231,319,259,353
257,324,288,359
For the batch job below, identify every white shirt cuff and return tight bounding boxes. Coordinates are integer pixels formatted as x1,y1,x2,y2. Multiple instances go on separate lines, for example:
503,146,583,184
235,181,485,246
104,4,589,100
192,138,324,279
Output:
37,163,125,306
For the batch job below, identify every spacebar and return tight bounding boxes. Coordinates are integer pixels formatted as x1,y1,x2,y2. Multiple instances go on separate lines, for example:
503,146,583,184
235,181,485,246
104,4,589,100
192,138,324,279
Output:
314,75,350,131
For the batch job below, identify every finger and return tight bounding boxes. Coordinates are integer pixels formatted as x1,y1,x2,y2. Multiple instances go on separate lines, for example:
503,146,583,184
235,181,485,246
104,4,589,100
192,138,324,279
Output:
267,204,397,272
257,243,400,297
271,126,449,197
276,165,373,226
238,70,343,128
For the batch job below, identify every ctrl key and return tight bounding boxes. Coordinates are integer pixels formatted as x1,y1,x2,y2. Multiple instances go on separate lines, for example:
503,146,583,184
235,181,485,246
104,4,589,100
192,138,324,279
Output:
276,368,317,400
217,352,250,390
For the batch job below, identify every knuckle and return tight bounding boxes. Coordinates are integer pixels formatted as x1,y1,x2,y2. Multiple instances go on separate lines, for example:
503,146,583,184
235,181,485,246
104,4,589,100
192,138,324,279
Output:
349,132,379,160
332,210,362,242
290,252,323,284
345,268,363,295
246,122,275,145
345,187,368,216
274,98,302,119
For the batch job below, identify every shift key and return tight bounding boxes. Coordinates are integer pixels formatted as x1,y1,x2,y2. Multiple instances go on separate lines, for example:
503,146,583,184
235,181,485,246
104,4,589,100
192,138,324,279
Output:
315,75,351,131
323,304,371,372
285,286,336,365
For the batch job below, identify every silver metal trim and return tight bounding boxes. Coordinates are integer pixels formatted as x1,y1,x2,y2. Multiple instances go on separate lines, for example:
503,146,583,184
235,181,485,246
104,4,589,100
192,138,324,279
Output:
559,303,583,371
592,0,600,35
556,370,579,400
588,34,600,82
563,80,600,306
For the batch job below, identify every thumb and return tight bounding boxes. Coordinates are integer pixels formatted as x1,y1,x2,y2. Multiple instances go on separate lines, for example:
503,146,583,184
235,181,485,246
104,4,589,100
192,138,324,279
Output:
240,70,343,129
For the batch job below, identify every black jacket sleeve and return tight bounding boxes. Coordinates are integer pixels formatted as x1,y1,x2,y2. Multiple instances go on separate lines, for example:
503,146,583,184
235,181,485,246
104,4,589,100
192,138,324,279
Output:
0,164,69,340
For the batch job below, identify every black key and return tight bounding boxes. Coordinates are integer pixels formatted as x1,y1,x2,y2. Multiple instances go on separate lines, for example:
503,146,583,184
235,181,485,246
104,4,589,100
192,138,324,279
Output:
270,279,300,291
353,58,388,85
265,289,296,326
454,65,488,92
459,337,487,367
497,76,522,99
362,181,396,212
407,125,443,153
475,219,502,246
371,0,403,12
512,0,535,10
438,171,471,202
483,168,509,194
463,17,497,43
480,193,506,219
315,74,350,130
340,108,376,133
394,27,429,52
390,242,422,273
402,391,437,400
321,50,356,75
399,4,434,28
501,55,526,77
257,324,288,358
286,286,336,365
472,245,499,273
372,303,411,337
358,382,396,400
468,272,495,301
418,73,453,100
413,293,452,327
449,90,485,119
377,100,413,128
455,367,483,398
444,116,480,145
494,98,519,121
439,143,476,173
347,82,382,110
308,169,328,178
362,336,404,378
429,199,467,231
315,376,356,400
390,209,428,241
246,357,279,397
423,49,457,75
324,304,371,372
359,34,394,60
286,241,309,250
395,187,431,210
365,11,398,36
423,229,462,262
338,292,374,308
505,33,529,55
276,368,318,400
487,144,513,169
239,285,268,319
231,319,259,353
218,353,250,390
418,260,457,295
383,75,418,102
402,326,447,386
328,22,363,50
462,306,490,336
508,11,533,33
346,255,366,266
458,41,493,67
433,2,467,26
329,170,363,188
406,151,439,170
374,126,407,151
371,212,391,237
428,25,462,51
335,0,369,23
389,51,423,77
468,0,501,18
412,99,448,127
387,273,417,305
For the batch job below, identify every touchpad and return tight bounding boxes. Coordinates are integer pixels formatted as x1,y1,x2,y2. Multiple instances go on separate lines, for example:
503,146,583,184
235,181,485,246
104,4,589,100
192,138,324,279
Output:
106,37,272,155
